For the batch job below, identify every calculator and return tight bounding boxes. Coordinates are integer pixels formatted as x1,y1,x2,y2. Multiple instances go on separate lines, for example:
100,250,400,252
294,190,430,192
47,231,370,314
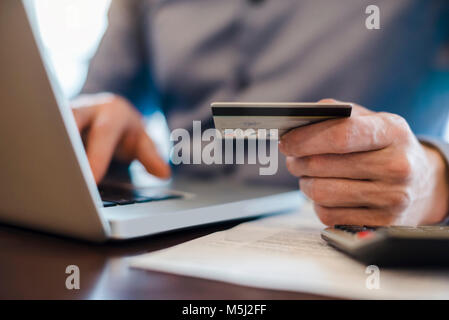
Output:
321,225,449,267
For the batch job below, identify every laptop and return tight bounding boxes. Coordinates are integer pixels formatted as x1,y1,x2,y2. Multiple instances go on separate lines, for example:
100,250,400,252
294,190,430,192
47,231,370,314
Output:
0,0,301,242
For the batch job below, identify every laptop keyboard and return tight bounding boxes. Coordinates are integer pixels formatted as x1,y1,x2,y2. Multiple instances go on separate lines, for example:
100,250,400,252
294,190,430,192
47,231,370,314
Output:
99,185,183,207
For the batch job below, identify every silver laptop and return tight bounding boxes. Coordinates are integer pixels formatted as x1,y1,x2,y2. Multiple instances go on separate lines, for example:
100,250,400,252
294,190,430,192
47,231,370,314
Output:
0,0,301,242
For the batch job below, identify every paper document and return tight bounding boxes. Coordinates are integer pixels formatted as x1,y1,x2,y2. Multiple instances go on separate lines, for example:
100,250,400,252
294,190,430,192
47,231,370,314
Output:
130,200,449,299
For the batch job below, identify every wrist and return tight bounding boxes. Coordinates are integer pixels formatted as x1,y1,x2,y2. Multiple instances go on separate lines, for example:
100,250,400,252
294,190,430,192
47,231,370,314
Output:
421,144,449,224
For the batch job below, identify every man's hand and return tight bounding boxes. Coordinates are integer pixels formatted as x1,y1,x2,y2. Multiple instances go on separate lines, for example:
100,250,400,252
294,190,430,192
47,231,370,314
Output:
71,93,171,183
279,99,449,226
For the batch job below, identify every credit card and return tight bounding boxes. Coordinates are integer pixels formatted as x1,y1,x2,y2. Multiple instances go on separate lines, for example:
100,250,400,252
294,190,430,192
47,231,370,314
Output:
211,102,352,138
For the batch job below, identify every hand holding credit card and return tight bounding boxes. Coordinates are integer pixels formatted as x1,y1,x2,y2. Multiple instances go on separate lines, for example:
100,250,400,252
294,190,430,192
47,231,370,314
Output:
211,102,352,138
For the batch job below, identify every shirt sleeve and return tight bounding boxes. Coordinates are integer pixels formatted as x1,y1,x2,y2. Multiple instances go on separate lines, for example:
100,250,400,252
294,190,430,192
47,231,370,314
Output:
80,0,149,104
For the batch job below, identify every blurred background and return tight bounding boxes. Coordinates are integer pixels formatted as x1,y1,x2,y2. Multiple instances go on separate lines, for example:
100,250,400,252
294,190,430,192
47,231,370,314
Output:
33,0,110,98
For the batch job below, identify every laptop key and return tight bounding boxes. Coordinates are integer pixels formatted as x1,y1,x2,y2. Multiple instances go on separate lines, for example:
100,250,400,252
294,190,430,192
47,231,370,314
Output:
103,198,136,205
134,194,183,203
102,201,117,207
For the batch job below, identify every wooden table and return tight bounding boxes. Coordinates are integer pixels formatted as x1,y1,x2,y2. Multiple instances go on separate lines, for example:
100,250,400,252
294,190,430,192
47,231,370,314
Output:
0,221,327,299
